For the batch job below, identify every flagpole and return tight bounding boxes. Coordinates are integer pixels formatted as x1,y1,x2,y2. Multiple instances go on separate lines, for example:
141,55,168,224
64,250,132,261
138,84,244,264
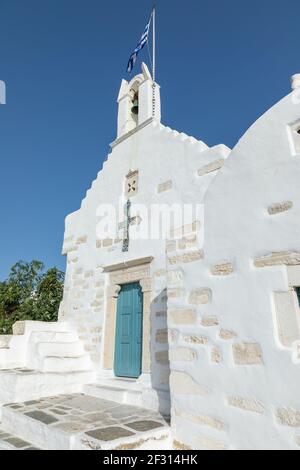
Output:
152,4,156,118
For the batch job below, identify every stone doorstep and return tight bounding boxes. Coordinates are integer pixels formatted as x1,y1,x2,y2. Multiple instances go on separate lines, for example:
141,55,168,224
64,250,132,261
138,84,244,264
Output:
83,384,143,407
1,394,170,451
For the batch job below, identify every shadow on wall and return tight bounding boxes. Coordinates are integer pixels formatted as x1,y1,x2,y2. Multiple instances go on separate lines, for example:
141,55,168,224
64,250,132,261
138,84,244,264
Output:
149,288,171,416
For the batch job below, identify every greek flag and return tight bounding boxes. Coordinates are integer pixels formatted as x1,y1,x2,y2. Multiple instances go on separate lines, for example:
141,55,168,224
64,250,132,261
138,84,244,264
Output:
127,14,152,73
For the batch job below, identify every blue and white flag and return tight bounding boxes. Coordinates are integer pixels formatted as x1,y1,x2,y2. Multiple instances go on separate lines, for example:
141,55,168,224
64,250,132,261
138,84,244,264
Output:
127,12,153,73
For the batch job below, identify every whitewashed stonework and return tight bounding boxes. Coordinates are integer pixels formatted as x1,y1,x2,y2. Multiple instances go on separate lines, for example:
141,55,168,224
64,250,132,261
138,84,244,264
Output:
0,65,300,450
58,63,229,416
168,80,300,450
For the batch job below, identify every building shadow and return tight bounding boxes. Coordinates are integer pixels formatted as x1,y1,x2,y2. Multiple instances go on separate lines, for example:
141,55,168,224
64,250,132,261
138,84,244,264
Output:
149,288,171,417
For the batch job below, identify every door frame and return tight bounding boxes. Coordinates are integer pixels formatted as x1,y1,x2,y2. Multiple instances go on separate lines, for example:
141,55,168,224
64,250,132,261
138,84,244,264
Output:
102,257,153,376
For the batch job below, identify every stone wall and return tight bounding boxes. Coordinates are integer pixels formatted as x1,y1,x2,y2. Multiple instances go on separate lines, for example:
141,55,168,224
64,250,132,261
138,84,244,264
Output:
167,89,300,450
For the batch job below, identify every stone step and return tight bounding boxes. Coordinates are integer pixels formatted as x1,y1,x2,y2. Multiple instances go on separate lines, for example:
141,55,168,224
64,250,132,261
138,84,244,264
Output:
94,376,143,391
1,394,171,450
37,341,85,358
0,427,42,450
13,321,70,336
84,384,143,407
0,368,96,412
42,355,92,373
29,331,78,344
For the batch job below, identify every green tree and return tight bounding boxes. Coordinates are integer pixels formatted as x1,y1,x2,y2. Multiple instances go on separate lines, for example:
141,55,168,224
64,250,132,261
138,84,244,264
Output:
0,261,65,334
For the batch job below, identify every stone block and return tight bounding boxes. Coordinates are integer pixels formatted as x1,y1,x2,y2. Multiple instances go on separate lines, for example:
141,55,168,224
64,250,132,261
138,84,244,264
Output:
183,335,208,345
211,263,234,276
277,408,300,427
177,235,198,250
157,180,173,193
176,409,226,431
228,396,265,414
254,251,300,268
169,347,197,362
156,329,168,344
232,342,263,365
201,315,219,327
76,236,88,245
169,309,197,325
173,440,192,450
167,269,184,287
168,250,204,266
268,201,293,215
211,346,222,363
197,159,225,177
170,371,209,396
168,288,185,298
188,288,212,305
155,350,169,365
219,329,237,340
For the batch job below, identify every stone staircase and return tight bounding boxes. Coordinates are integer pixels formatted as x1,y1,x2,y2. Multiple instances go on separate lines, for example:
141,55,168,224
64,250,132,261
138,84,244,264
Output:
0,321,96,413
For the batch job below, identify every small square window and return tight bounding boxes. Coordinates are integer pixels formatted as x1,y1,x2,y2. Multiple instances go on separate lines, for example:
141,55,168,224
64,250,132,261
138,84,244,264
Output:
125,170,138,198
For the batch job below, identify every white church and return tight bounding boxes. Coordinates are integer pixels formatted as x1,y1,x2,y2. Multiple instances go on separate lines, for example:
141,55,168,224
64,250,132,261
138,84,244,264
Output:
0,64,300,450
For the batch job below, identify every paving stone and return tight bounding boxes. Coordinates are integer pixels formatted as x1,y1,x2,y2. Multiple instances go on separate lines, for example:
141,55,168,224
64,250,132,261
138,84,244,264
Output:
125,420,164,432
24,400,40,406
52,421,90,433
86,426,135,442
50,408,68,415
4,437,31,448
62,396,117,412
25,411,59,425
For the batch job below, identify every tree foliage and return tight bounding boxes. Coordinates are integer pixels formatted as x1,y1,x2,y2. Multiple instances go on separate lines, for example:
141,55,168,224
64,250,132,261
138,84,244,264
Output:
0,261,65,334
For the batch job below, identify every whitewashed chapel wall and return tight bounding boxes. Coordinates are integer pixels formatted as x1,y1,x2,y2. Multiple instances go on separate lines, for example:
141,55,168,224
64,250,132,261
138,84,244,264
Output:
167,89,300,450
59,109,230,409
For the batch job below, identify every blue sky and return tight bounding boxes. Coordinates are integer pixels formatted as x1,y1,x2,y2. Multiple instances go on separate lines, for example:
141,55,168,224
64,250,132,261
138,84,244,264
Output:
0,0,299,279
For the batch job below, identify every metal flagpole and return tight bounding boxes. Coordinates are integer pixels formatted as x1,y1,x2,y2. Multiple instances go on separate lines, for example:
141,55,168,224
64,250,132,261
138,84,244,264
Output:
152,5,156,118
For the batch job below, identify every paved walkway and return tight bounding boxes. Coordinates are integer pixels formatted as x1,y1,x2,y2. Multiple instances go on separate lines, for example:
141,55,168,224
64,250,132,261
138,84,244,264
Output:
0,393,170,450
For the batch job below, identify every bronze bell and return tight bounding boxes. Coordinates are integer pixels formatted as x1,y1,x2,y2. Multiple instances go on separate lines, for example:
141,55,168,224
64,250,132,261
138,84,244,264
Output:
131,99,139,115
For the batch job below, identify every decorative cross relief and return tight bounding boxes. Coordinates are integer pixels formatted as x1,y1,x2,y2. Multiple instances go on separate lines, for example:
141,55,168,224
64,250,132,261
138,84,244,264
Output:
125,170,139,198
119,200,141,252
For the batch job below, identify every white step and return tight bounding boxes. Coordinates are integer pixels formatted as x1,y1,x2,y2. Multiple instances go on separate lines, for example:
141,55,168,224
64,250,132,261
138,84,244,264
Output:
0,349,23,368
0,336,13,349
0,368,96,409
95,376,143,391
42,355,92,373
13,321,70,336
37,341,85,358
29,331,78,344
84,383,143,407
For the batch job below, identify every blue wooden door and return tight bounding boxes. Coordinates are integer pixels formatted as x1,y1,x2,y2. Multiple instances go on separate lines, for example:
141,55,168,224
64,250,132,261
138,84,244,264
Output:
114,282,143,378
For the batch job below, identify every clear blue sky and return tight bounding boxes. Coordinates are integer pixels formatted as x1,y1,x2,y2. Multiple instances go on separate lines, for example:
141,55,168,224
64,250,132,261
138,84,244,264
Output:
0,0,299,280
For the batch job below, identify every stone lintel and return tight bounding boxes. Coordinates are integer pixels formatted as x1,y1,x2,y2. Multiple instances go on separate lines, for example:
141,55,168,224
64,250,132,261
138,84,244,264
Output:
102,256,154,273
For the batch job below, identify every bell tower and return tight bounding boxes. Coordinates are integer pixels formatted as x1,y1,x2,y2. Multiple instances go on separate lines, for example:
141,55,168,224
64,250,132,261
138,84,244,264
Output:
117,62,161,139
